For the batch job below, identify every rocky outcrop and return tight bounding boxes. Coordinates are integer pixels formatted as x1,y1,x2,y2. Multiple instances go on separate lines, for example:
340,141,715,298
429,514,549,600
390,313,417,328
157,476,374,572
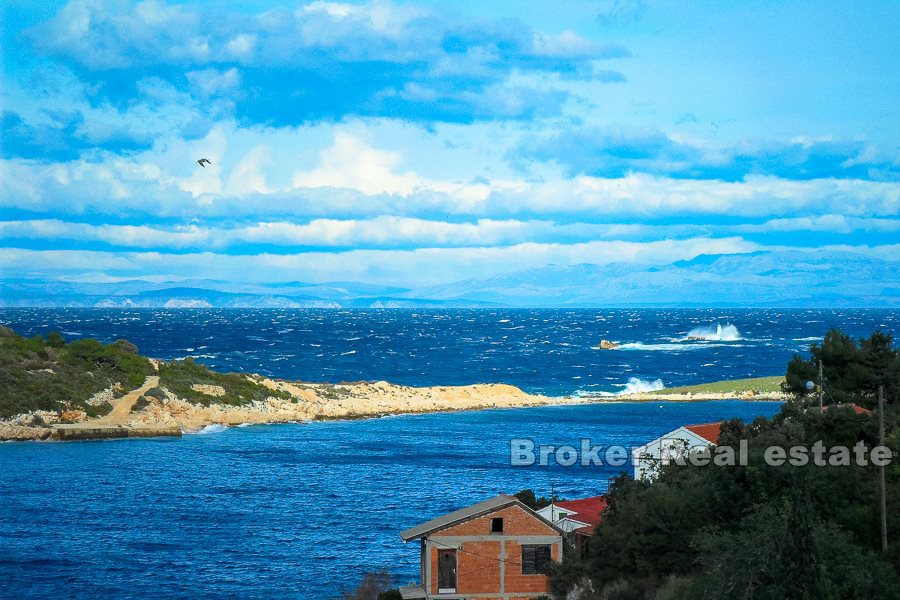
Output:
0,377,573,441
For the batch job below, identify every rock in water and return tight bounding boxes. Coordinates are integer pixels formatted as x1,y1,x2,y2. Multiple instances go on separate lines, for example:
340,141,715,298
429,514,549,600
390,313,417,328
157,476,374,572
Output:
599,339,619,350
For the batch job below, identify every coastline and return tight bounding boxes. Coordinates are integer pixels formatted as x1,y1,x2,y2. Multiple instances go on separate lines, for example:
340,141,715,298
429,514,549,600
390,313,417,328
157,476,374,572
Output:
0,372,787,442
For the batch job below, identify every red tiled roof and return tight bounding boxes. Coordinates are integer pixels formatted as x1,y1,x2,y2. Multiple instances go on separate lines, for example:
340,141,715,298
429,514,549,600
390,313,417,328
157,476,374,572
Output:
555,495,607,534
684,421,723,444
826,403,873,416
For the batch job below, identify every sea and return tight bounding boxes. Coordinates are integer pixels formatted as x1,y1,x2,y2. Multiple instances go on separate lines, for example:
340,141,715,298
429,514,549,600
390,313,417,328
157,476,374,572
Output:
0,308,896,598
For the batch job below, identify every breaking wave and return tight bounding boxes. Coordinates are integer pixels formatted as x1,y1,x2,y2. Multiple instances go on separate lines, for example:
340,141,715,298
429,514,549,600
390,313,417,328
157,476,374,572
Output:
618,342,708,352
683,323,742,342
579,377,666,397
190,424,229,435
620,377,665,394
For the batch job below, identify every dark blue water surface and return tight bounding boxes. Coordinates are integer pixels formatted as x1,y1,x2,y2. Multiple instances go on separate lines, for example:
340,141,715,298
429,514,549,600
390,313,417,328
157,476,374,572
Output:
0,308,897,395
1,402,782,599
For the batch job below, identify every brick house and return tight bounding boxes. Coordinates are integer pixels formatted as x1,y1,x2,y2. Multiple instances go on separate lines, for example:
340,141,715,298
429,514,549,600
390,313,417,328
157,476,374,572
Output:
398,494,564,599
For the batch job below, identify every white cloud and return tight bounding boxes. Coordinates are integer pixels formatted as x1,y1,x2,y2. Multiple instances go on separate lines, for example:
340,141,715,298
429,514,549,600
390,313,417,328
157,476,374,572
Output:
0,237,762,286
736,215,900,234
186,68,241,96
0,217,701,249
292,132,420,196
4,135,899,222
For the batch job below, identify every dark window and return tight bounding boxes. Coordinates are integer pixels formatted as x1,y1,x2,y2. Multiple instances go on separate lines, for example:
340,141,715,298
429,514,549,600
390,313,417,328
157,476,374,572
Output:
491,517,504,533
521,544,552,575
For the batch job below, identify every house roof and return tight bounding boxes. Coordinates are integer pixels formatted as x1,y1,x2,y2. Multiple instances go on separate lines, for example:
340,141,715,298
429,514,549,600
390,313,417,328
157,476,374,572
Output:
684,421,723,444
826,403,873,416
555,495,607,534
399,494,562,541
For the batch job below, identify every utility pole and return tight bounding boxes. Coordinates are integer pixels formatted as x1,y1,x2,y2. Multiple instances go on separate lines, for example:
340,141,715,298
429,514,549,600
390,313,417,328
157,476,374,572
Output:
879,385,888,553
818,361,824,413
550,481,555,522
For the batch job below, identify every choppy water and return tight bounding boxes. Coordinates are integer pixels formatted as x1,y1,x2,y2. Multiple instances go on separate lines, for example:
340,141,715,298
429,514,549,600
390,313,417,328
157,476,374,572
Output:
1,308,896,395
1,402,782,598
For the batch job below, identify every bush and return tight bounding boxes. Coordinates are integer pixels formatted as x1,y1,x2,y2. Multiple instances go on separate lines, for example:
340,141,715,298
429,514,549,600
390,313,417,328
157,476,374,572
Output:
515,488,556,509
85,401,113,418
144,387,167,400
341,571,395,600
113,339,139,354
158,359,291,407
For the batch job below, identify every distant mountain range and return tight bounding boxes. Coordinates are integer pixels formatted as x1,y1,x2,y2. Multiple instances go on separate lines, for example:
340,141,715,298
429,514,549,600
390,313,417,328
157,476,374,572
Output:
1,250,897,308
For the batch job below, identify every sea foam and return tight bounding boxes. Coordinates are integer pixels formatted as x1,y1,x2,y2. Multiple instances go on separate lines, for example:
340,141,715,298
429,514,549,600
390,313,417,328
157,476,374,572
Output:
584,377,666,397
684,323,742,341
191,424,229,435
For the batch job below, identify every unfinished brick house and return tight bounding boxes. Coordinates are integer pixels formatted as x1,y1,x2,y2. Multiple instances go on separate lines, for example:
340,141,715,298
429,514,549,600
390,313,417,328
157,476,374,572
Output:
398,494,563,600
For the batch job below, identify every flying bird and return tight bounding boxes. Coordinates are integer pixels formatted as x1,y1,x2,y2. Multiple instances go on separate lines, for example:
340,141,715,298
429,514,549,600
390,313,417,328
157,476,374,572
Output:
197,158,212,168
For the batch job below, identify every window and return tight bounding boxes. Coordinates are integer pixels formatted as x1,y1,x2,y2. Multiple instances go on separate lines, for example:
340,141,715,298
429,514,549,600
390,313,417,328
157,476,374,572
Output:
491,517,504,533
521,544,552,575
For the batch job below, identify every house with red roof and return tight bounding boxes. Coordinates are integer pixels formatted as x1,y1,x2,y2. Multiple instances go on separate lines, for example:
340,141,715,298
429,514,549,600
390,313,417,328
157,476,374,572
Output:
536,495,607,556
631,421,723,481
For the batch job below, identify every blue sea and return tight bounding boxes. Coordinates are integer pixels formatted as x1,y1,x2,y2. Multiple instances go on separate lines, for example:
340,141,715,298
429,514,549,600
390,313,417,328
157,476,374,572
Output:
1,308,897,395
0,308,896,598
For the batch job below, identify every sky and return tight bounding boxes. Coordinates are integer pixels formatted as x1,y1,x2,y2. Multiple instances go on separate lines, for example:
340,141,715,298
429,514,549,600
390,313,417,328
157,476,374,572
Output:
0,0,898,295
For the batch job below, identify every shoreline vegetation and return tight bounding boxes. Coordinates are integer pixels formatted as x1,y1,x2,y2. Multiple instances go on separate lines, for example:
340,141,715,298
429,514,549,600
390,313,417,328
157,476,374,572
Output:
0,326,787,442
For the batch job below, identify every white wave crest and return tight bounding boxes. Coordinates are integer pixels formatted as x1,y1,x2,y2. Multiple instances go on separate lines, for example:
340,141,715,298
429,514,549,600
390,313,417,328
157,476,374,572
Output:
190,424,229,435
620,377,665,394
583,377,666,397
617,342,707,352
684,323,742,341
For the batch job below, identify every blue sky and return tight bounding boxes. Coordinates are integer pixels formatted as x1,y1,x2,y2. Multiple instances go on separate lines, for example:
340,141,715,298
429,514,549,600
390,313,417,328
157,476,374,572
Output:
0,0,898,292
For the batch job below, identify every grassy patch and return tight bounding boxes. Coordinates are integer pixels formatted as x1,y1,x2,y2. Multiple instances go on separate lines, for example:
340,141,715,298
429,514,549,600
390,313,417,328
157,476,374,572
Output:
656,376,785,395
158,358,291,407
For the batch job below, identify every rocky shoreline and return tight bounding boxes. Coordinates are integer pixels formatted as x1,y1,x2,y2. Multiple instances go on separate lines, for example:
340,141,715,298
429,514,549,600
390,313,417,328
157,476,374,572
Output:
0,374,788,442
0,377,571,442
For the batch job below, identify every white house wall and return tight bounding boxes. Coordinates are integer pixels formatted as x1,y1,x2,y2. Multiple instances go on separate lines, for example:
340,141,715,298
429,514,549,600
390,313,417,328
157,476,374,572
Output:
631,427,715,480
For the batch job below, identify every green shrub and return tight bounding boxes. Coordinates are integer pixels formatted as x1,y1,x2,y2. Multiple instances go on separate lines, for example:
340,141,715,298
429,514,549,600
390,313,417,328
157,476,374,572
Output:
85,401,113,418
158,359,291,407
132,396,151,412
46,331,65,348
144,387,167,400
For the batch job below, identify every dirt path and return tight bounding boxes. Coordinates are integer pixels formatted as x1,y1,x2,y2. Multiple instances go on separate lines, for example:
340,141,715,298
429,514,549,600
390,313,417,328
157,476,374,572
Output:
95,375,160,425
